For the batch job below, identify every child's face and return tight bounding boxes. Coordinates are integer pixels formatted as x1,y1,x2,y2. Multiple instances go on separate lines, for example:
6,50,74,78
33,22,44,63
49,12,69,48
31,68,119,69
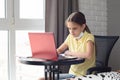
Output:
66,22,85,37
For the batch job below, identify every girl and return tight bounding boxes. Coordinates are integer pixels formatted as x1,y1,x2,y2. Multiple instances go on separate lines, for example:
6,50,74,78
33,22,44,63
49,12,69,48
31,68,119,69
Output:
39,11,96,80
57,11,96,79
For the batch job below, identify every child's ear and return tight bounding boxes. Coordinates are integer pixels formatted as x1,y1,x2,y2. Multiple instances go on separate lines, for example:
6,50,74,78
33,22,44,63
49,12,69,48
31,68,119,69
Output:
82,24,86,29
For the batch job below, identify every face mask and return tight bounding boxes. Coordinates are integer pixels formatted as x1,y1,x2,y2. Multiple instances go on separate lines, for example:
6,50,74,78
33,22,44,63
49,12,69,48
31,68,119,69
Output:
75,32,84,39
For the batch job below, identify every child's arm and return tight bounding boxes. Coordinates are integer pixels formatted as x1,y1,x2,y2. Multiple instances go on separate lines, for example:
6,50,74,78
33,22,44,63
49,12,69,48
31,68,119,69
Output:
64,40,94,59
57,42,68,54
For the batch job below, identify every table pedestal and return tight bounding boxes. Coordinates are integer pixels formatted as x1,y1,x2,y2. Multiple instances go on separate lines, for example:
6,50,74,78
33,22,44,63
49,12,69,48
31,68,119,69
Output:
45,65,60,80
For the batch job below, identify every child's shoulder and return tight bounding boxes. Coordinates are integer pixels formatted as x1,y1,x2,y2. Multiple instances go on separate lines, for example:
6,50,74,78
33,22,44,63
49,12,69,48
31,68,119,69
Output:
85,31,94,38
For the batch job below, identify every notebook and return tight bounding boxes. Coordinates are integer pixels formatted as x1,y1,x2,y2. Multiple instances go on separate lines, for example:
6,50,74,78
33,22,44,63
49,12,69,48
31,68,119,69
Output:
28,32,77,61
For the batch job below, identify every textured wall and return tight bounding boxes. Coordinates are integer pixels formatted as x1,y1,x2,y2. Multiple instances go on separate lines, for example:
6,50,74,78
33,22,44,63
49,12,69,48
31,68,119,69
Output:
78,0,107,35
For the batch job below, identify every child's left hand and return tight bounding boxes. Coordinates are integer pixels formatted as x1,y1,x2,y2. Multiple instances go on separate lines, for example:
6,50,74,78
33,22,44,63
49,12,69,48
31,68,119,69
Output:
64,50,72,56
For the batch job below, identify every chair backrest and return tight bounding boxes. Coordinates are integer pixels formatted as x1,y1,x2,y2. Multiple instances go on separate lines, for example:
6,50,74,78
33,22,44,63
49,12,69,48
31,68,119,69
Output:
94,35,119,67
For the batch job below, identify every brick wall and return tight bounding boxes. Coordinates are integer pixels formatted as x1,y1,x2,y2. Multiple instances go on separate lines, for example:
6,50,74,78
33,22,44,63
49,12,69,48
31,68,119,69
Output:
78,0,107,35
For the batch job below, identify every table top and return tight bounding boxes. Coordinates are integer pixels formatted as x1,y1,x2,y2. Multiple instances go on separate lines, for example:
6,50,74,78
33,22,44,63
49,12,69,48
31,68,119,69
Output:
18,57,85,66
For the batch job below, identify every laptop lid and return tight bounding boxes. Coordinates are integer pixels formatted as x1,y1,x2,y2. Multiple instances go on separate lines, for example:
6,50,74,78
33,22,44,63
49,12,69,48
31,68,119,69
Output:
28,32,58,61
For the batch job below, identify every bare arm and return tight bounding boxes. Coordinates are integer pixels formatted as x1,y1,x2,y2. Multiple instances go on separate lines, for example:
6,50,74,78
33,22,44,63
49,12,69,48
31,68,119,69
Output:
57,42,68,54
65,40,94,59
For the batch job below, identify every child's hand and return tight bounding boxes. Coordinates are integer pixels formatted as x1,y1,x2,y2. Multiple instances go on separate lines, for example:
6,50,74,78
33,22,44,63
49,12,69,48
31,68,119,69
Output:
64,50,78,58
64,50,72,56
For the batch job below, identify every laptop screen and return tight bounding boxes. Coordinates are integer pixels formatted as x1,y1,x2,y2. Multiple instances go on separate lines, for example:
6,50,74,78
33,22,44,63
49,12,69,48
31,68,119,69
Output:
28,32,58,61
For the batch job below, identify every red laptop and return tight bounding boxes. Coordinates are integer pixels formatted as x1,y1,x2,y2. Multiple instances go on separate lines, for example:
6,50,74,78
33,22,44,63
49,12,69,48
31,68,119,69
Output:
28,32,77,61
28,32,58,61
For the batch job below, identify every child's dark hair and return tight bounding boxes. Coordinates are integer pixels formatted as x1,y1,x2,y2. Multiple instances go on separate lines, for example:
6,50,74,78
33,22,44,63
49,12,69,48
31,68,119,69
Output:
66,12,91,33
